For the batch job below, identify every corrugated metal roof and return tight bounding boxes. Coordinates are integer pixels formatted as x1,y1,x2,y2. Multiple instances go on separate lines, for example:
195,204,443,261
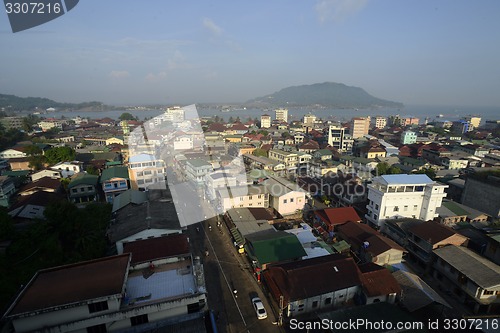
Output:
379,174,433,185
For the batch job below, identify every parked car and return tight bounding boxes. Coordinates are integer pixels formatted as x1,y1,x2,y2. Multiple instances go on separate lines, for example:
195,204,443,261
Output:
251,297,267,319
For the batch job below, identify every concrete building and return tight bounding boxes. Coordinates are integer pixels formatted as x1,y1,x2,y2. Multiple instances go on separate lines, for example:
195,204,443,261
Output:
185,159,213,185
260,114,271,128
461,175,500,218
275,108,289,123
101,166,130,203
268,149,298,170
2,253,207,333
68,173,100,204
365,174,448,230
350,117,370,139
399,116,419,126
433,245,500,314
0,148,27,159
401,130,417,145
261,175,307,216
327,124,353,153
50,161,84,178
128,154,167,191
216,185,269,212
374,116,387,129
0,116,24,130
463,115,481,130
303,113,317,128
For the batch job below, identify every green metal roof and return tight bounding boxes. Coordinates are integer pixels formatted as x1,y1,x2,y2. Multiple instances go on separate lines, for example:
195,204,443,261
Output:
68,173,99,188
2,170,30,177
442,201,469,216
100,166,129,182
245,231,306,265
187,158,212,168
331,240,351,253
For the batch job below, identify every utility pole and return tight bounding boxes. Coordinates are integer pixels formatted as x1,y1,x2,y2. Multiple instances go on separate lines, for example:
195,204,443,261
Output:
278,295,284,327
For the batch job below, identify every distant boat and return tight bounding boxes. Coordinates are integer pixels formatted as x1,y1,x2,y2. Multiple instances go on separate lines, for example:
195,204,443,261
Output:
437,114,444,118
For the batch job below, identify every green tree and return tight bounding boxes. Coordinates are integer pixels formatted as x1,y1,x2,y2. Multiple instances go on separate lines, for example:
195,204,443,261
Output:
413,168,436,180
118,112,136,121
85,165,99,175
228,116,234,123
44,146,76,165
0,207,15,240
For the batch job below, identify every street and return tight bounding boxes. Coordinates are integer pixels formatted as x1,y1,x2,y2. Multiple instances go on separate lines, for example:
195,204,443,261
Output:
187,218,282,333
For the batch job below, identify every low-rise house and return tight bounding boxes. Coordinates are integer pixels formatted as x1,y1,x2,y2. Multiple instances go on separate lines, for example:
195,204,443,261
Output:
50,161,84,178
2,253,207,333
359,262,402,305
437,200,490,227
261,175,307,216
313,149,333,161
433,245,500,314
337,221,405,265
406,221,468,270
314,207,362,233
8,192,64,221
108,189,183,254
263,254,363,317
0,147,28,159
245,230,306,271
30,169,62,182
101,166,130,203
68,173,100,204
18,177,62,196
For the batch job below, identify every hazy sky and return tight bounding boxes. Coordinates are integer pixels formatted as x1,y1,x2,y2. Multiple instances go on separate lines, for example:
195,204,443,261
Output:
1,0,500,106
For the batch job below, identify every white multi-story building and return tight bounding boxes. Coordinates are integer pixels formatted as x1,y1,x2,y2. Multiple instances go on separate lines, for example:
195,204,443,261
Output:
365,174,448,230
173,135,194,151
216,185,269,212
260,114,271,128
374,116,387,129
185,159,213,185
275,108,289,123
327,124,353,153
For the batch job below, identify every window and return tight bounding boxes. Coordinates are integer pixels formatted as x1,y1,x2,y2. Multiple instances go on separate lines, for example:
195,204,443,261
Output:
404,205,408,211
249,196,252,200
290,198,294,203
86,324,107,333
72,189,77,193
88,186,93,191
324,298,332,305
413,205,418,210
283,199,287,204
312,300,318,308
394,206,399,212
80,188,85,192
88,301,108,313
375,204,379,210
373,214,378,220
130,314,149,326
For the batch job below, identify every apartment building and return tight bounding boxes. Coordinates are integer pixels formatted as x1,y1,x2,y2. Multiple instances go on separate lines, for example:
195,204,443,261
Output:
350,117,370,139
260,114,271,128
401,130,417,145
268,149,298,169
185,159,213,185
374,116,387,129
128,154,167,190
216,185,269,212
275,108,289,123
365,174,448,230
327,124,353,153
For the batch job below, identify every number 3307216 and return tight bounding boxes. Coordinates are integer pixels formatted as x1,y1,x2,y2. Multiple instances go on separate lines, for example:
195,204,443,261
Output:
5,2,62,14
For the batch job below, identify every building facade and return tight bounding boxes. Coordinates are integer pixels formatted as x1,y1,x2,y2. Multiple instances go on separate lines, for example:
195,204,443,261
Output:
365,174,448,230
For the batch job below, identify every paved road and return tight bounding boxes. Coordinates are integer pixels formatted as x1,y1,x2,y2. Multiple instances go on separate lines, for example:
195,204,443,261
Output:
188,218,282,333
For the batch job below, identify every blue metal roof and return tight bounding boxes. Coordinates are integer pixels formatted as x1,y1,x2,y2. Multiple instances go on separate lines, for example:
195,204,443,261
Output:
128,154,157,163
380,174,432,185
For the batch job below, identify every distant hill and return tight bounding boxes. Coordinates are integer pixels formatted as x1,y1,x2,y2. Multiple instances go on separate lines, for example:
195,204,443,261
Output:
246,82,403,108
0,93,111,111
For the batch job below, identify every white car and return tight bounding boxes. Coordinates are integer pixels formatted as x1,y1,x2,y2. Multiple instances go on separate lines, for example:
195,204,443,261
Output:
252,297,267,320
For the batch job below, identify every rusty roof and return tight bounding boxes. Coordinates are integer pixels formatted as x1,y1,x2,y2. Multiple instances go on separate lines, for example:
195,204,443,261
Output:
315,207,361,226
123,233,190,264
408,221,462,245
7,254,130,317
264,254,361,303
359,263,402,297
